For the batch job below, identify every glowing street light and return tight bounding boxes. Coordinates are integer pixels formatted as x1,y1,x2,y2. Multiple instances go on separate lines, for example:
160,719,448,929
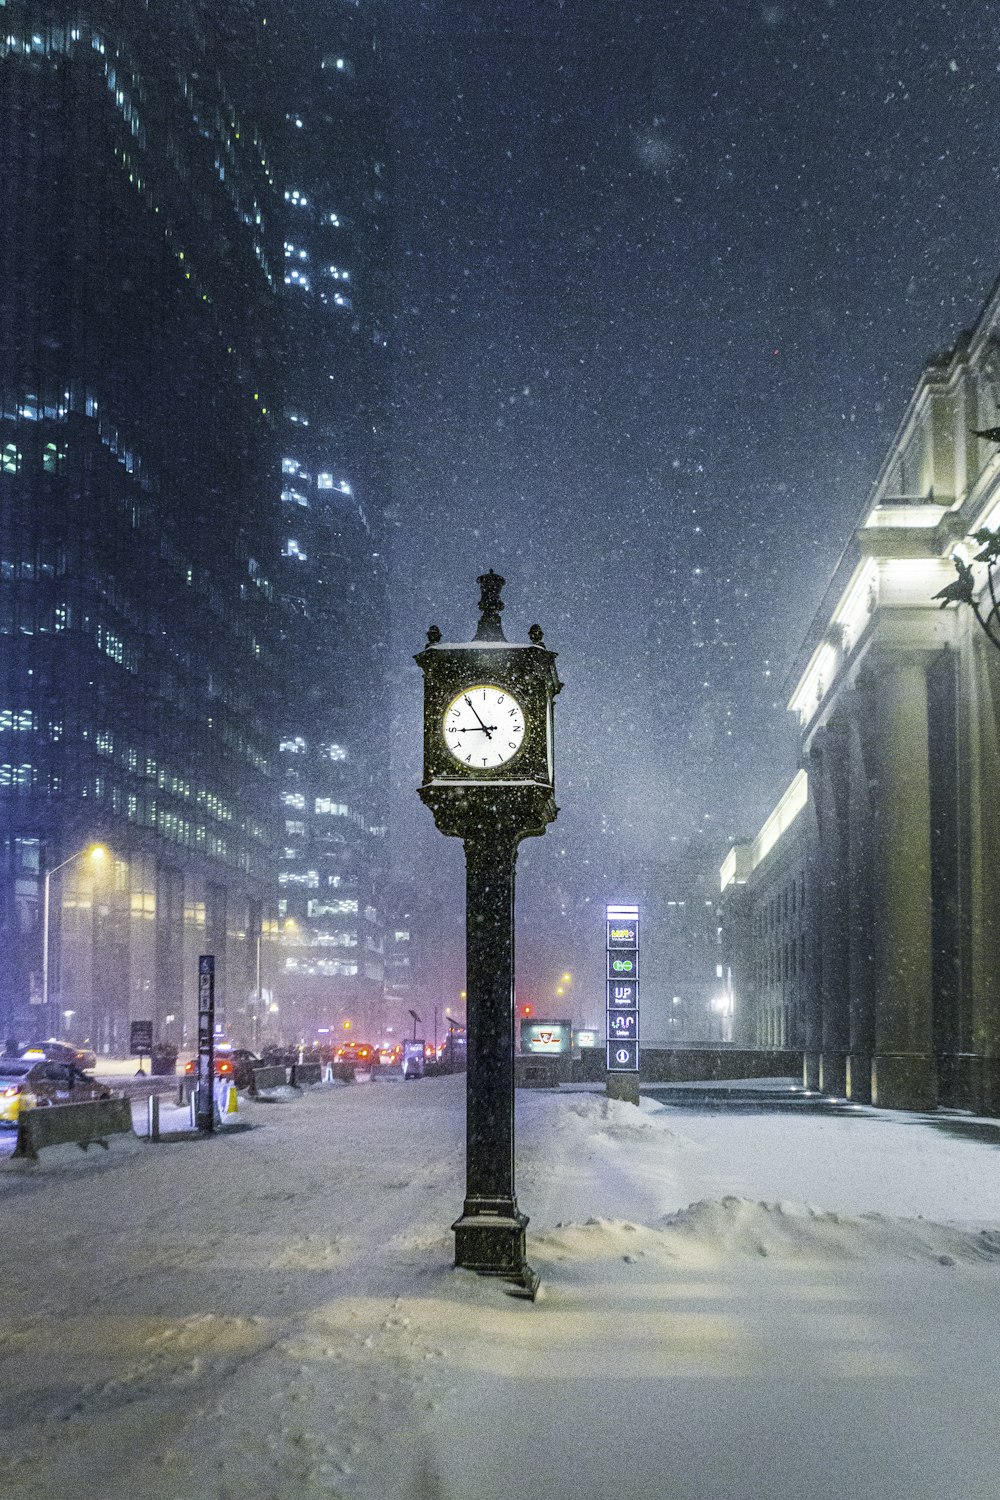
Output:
42,844,106,1015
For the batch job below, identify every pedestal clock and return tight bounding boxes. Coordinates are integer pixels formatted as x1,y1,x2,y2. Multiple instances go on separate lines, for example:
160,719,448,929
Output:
416,571,561,1294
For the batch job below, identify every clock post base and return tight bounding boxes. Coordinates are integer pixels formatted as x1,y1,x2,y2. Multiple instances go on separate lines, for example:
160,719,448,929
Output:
453,1204,536,1292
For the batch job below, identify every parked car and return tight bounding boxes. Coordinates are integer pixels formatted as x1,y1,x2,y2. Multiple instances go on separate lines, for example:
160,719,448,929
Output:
21,1038,98,1071
335,1042,374,1067
183,1053,235,1080
0,1059,113,1126
227,1049,261,1089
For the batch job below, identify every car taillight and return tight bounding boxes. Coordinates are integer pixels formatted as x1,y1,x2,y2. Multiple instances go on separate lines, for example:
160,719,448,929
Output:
219,1061,232,1072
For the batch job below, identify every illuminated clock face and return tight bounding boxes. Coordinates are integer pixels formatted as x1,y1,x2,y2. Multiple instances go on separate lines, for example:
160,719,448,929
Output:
442,684,526,769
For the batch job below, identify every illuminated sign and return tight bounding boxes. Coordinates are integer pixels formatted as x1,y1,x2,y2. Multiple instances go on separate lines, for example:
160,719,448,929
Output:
520,1019,572,1055
607,980,638,1007
607,1009,637,1043
607,920,638,947
606,905,639,1073
607,948,639,979
610,1041,638,1070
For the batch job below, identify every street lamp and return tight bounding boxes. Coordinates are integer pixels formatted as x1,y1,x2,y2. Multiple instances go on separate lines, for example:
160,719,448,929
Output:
42,844,106,1018
252,919,262,1050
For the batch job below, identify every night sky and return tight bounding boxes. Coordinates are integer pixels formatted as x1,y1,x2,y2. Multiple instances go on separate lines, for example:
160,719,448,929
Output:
381,0,1000,1003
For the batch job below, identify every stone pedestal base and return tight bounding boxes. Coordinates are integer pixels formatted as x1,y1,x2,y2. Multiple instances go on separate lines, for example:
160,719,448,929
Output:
846,1054,872,1104
606,1073,640,1106
819,1052,847,1098
453,1206,530,1282
871,1053,937,1112
803,1053,821,1090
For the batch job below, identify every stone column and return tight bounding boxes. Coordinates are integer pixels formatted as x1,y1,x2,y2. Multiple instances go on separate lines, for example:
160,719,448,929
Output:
845,695,877,1104
810,725,850,1097
965,636,1000,1113
870,659,936,1110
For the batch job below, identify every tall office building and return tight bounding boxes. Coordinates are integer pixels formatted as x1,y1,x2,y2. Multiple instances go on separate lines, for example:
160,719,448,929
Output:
0,2,282,1049
268,2,392,1044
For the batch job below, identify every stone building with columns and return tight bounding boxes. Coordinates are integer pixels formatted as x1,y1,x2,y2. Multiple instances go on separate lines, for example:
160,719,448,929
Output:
722,279,1000,1114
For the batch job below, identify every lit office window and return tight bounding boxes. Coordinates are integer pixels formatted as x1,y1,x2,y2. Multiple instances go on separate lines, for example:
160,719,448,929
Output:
0,710,34,732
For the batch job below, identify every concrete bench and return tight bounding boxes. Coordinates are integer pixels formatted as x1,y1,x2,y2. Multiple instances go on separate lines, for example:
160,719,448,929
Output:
13,1097,134,1160
250,1064,290,1095
291,1062,323,1087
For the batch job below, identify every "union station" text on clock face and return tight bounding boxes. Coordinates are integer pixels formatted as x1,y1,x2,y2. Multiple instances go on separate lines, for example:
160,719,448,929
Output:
442,684,526,768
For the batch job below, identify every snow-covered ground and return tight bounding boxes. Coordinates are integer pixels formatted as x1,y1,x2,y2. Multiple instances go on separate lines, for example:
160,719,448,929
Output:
3,1075,1000,1500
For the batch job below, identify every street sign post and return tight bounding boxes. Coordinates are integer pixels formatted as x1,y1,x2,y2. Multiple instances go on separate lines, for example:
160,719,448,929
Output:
130,1018,153,1077
196,955,215,1133
606,905,640,1102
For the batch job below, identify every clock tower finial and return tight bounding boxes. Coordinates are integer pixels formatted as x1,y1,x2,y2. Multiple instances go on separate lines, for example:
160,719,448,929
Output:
474,569,507,642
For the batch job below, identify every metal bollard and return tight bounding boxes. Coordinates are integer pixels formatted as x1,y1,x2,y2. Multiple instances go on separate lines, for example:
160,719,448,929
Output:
147,1093,161,1142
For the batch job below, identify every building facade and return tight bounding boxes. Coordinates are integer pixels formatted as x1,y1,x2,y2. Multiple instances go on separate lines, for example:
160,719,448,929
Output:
268,1,391,1045
720,773,814,1051
723,280,1000,1113
0,2,283,1050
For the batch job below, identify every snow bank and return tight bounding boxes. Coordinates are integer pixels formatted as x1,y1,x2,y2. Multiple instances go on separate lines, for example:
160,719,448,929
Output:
536,1195,1000,1271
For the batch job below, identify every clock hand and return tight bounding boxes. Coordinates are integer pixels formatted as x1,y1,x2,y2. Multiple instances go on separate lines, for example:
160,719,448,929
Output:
464,696,494,738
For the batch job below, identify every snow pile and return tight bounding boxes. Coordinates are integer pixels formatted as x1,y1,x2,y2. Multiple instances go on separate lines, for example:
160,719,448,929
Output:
536,1195,1000,1271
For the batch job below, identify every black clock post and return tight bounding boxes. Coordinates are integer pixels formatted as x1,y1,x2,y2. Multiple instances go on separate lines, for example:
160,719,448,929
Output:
416,572,561,1294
